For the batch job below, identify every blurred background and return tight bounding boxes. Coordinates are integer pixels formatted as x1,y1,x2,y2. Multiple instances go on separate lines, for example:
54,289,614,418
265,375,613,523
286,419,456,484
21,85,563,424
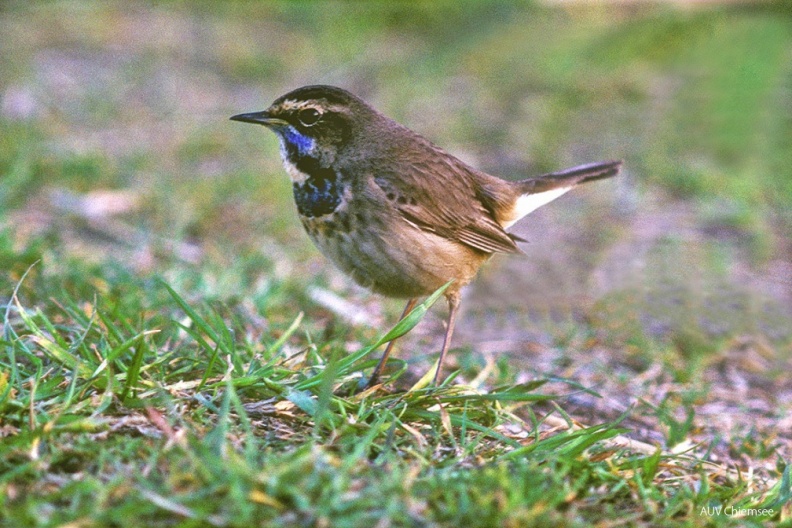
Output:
1,1,790,444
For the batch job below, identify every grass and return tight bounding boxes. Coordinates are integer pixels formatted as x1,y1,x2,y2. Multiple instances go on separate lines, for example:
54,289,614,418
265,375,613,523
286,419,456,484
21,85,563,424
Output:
1,1,791,526
1,255,787,527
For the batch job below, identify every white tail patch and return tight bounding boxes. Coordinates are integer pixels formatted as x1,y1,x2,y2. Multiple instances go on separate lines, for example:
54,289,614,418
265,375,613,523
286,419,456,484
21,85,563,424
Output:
501,188,571,228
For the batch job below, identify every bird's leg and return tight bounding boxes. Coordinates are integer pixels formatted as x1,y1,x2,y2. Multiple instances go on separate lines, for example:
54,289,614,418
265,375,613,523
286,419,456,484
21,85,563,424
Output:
433,293,460,385
365,298,417,389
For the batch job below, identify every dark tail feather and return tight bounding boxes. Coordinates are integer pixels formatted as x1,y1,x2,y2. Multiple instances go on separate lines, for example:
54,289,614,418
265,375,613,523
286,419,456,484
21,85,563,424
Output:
517,159,622,194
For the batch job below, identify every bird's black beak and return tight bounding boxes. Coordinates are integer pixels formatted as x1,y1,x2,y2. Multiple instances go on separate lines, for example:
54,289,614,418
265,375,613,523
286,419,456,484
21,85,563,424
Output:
229,110,288,127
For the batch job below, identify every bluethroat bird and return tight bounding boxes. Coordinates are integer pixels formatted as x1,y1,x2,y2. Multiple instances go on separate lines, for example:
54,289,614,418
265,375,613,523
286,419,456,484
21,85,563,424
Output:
231,85,621,388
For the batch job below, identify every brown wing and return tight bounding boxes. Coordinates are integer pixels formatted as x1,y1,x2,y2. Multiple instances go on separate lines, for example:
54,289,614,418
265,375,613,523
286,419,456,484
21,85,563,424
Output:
372,139,521,255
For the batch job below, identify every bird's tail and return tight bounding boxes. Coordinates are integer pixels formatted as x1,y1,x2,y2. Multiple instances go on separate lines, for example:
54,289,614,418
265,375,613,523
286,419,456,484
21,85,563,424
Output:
516,160,622,195
502,160,622,228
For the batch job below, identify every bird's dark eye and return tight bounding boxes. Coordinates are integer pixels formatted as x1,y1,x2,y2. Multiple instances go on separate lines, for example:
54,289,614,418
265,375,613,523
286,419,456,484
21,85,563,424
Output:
297,108,321,127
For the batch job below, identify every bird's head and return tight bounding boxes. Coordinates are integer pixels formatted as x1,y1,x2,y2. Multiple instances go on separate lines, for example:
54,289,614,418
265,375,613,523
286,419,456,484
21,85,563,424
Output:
231,85,373,166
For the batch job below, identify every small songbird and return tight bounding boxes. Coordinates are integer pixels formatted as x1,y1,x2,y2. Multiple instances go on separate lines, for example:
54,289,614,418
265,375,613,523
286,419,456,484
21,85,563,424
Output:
231,85,621,388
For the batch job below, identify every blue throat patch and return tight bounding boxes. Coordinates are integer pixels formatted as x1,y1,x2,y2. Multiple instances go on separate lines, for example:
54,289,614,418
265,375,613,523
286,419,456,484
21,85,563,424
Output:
274,125,343,218
277,126,315,157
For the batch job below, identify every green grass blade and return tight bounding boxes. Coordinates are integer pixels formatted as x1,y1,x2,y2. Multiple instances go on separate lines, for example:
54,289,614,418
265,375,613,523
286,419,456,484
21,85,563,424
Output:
120,339,148,402
313,346,342,435
91,330,158,379
286,388,317,416
406,408,521,449
296,282,450,390
161,280,231,356
266,311,304,357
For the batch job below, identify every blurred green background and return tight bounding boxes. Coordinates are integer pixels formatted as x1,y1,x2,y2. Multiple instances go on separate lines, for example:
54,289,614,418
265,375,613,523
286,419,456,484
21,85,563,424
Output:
1,0,790,363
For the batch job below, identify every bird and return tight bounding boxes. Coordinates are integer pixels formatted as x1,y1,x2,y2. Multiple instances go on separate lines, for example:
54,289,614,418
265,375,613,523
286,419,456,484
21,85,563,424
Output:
231,85,621,388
